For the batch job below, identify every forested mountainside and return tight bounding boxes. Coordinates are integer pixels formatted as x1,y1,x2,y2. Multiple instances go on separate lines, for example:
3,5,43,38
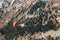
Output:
0,0,60,40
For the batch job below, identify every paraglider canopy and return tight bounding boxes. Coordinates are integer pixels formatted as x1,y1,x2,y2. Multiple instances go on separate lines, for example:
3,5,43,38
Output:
12,20,18,27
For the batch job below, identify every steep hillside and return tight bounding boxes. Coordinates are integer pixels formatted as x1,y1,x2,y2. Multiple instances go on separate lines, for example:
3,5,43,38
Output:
0,0,60,40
